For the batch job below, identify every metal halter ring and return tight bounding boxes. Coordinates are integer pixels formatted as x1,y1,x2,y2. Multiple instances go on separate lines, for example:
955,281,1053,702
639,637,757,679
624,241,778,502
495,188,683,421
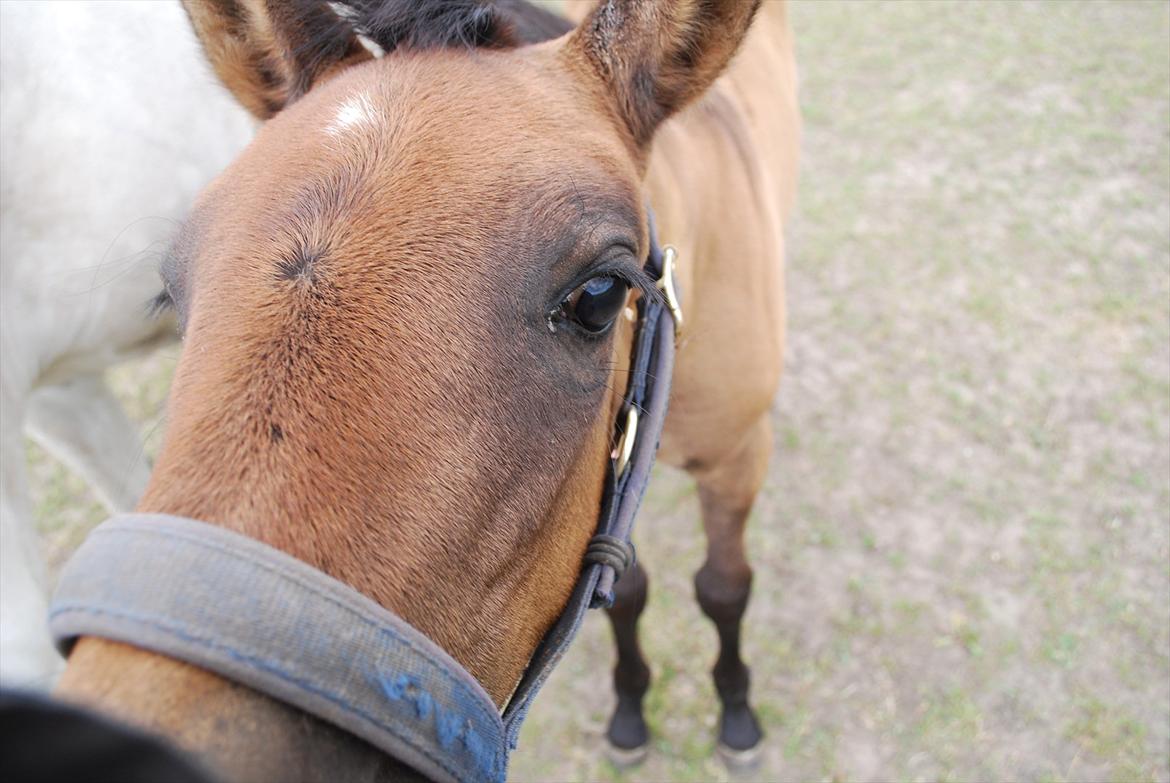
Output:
657,245,683,335
614,406,639,476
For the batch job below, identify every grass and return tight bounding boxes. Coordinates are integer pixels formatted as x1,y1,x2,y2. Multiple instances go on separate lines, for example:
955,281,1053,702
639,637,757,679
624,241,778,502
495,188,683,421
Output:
1067,698,1158,783
24,1,1170,781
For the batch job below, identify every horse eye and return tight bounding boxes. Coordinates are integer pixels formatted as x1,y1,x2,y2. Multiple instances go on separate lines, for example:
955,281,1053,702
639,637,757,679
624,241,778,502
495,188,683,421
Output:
562,276,630,334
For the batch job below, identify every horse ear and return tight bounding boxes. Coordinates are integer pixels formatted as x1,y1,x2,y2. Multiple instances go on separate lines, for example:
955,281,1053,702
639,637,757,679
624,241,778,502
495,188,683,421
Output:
569,0,762,148
181,0,372,120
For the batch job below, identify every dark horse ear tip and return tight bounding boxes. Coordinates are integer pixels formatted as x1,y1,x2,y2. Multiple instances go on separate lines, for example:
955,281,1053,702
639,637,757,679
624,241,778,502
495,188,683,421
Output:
569,0,764,148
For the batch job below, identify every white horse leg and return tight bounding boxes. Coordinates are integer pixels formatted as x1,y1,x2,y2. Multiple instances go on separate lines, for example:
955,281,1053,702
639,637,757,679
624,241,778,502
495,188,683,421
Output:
26,373,151,512
0,394,63,689
1,373,149,689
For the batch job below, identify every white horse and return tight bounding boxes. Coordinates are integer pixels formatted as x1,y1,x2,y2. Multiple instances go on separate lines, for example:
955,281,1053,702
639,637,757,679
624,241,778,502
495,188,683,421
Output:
0,1,253,688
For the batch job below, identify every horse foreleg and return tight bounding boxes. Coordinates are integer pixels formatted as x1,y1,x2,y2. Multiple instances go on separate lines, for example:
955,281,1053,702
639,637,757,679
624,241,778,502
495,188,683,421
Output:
0,393,63,688
26,373,151,512
690,415,769,761
603,560,651,764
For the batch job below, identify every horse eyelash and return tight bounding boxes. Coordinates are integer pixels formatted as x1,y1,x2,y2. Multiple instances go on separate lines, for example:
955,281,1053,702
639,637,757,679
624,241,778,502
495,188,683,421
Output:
626,266,665,308
148,289,174,318
588,258,663,309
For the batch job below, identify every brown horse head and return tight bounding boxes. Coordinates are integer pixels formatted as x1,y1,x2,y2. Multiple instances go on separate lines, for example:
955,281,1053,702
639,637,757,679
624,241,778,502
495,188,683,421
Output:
58,0,771,778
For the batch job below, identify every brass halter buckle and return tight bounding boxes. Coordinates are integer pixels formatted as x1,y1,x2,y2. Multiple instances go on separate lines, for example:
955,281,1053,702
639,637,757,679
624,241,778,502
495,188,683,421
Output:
613,245,682,477
657,245,684,336
614,406,639,476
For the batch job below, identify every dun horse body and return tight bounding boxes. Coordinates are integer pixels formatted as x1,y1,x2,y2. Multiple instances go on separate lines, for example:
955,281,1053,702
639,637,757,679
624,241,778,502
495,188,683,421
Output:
53,0,798,778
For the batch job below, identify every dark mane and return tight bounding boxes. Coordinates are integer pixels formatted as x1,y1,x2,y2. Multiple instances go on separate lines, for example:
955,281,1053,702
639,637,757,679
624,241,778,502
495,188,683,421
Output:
334,0,573,53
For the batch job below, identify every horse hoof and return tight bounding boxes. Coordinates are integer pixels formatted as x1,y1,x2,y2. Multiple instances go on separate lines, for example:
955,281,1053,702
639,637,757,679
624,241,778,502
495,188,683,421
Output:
716,740,763,772
604,739,650,769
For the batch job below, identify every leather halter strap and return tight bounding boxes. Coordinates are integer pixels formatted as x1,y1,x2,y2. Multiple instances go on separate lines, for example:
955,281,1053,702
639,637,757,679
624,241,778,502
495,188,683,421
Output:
499,210,677,745
49,214,680,781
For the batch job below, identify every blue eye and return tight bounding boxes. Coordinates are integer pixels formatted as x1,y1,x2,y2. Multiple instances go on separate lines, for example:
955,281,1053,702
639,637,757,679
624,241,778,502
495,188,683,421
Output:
562,276,629,334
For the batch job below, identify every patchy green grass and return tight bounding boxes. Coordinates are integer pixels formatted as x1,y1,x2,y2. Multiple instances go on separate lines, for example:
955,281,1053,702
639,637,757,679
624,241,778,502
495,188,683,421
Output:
26,1,1170,781
1067,698,1159,783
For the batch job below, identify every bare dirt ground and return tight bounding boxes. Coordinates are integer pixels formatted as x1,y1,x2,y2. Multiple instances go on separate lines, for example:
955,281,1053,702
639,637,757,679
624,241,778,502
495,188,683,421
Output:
28,1,1169,781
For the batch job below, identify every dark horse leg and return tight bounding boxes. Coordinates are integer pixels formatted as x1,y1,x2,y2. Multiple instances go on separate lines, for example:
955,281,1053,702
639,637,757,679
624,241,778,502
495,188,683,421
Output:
690,416,769,761
603,560,651,762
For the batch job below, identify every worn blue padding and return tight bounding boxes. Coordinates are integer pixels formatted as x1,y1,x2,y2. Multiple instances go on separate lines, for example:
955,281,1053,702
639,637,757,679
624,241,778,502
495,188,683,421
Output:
49,514,506,783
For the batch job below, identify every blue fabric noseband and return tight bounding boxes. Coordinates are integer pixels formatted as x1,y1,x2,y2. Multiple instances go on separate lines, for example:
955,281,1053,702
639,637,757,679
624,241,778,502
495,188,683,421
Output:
51,514,505,783
49,215,679,782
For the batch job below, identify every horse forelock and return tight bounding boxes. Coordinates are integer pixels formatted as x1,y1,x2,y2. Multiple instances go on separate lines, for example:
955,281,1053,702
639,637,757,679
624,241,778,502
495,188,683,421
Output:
332,0,573,54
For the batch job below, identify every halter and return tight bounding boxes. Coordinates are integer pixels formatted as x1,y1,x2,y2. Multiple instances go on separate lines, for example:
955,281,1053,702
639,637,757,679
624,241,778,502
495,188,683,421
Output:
49,214,681,783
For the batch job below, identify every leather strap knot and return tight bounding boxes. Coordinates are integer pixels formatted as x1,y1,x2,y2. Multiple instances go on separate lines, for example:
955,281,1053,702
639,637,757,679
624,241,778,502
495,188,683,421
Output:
583,535,635,580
